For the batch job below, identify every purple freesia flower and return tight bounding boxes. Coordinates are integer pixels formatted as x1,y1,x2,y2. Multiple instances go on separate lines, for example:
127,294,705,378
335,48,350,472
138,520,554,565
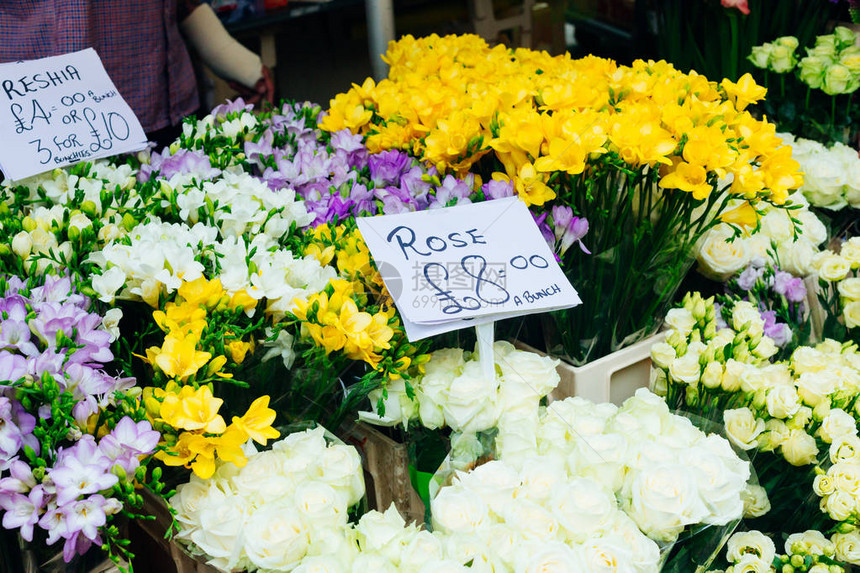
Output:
0,319,38,356
330,129,368,168
482,178,514,199
533,212,556,251
369,150,411,187
244,129,275,162
0,461,36,495
211,97,253,119
139,148,221,183
558,216,590,255
50,446,116,506
0,486,44,541
349,183,377,216
98,418,160,474
0,397,38,467
29,276,86,307
0,353,27,384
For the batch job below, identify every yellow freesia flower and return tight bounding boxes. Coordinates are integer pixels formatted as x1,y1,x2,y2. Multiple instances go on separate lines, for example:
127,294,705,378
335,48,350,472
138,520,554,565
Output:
721,73,768,111
154,334,212,381
659,161,712,200
178,276,224,309
159,384,226,434
514,162,556,206
232,396,280,445
720,201,759,228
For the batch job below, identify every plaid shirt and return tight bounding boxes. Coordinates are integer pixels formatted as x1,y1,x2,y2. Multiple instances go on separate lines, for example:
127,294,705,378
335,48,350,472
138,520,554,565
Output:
0,0,200,132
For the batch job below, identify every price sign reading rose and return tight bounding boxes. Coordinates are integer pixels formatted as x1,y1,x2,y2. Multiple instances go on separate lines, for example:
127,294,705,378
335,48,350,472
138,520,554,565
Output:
0,48,147,181
357,197,581,341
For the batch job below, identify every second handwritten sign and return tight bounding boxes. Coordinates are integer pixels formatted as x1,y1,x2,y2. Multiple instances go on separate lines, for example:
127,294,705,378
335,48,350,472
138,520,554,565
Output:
356,197,581,337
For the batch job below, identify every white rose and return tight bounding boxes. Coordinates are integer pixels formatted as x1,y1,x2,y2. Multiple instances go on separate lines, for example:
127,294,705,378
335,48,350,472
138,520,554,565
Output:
512,541,583,573
796,371,839,407
424,348,466,380
819,409,857,443
624,464,708,542
681,448,746,525
829,462,860,496
399,531,445,570
516,457,569,504
841,237,860,267
697,228,751,280
777,237,818,277
724,408,766,450
795,210,828,246
785,530,836,557
832,530,860,564
765,385,801,419
650,342,676,370
759,208,793,243
839,278,860,301
740,484,771,518
581,533,636,573
169,477,213,534
243,506,310,571
229,450,296,506
727,531,776,565
417,372,450,430
498,349,560,397
803,154,848,209
293,481,349,528
502,498,560,541
455,460,520,516
495,410,539,464
189,495,246,562
350,552,397,573
431,486,490,534
548,478,616,542
665,308,696,335
305,524,359,564
780,429,819,466
845,301,860,329
573,433,630,492
356,505,410,564
729,554,772,572
442,361,500,433
722,360,747,393
791,346,829,374
817,253,852,282
418,560,471,573
830,435,860,464
668,353,702,385
313,444,365,506
732,301,764,337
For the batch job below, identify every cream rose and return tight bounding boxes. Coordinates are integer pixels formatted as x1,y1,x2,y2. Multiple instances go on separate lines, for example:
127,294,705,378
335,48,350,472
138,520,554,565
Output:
243,506,310,571
724,408,766,450
832,530,860,564
839,278,860,301
697,228,751,280
431,486,490,534
830,435,860,464
841,238,860,267
727,531,776,565
817,253,852,282
650,342,676,370
825,490,857,521
741,485,771,518
625,464,707,542
796,371,839,407
819,409,857,443
665,308,696,335
780,429,819,466
844,301,860,329
765,385,801,419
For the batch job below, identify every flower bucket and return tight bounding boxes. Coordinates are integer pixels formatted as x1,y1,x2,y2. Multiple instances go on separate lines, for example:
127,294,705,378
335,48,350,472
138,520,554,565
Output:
339,422,426,524
515,331,666,405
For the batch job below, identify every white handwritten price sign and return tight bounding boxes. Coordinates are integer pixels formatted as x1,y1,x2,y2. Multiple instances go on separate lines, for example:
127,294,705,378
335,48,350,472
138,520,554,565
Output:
357,197,581,341
0,48,147,181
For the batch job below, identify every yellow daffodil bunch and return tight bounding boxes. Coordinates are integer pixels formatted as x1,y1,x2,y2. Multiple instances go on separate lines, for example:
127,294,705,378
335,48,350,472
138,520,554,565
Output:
322,34,803,365
322,34,800,210
147,383,279,478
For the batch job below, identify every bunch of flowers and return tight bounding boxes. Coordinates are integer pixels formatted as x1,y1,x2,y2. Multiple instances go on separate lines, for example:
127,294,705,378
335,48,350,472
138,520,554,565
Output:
780,132,860,212
749,28,860,144
810,237,860,344
696,191,828,280
429,458,662,572
652,292,860,540
322,33,801,364
494,389,752,548
710,529,855,572
356,341,560,433
0,275,165,566
169,426,365,572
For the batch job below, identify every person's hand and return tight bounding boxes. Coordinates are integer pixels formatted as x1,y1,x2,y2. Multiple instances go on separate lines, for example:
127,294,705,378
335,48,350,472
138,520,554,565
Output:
228,66,275,107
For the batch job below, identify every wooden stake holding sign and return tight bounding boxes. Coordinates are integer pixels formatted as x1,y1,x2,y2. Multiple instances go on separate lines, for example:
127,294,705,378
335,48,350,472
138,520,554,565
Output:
356,196,582,375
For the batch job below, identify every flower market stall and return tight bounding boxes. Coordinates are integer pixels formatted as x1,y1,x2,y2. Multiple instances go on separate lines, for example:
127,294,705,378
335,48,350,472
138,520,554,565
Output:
3,2,860,572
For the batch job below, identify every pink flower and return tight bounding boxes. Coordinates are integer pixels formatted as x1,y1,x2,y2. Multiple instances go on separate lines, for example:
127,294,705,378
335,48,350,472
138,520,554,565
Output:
721,0,750,15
